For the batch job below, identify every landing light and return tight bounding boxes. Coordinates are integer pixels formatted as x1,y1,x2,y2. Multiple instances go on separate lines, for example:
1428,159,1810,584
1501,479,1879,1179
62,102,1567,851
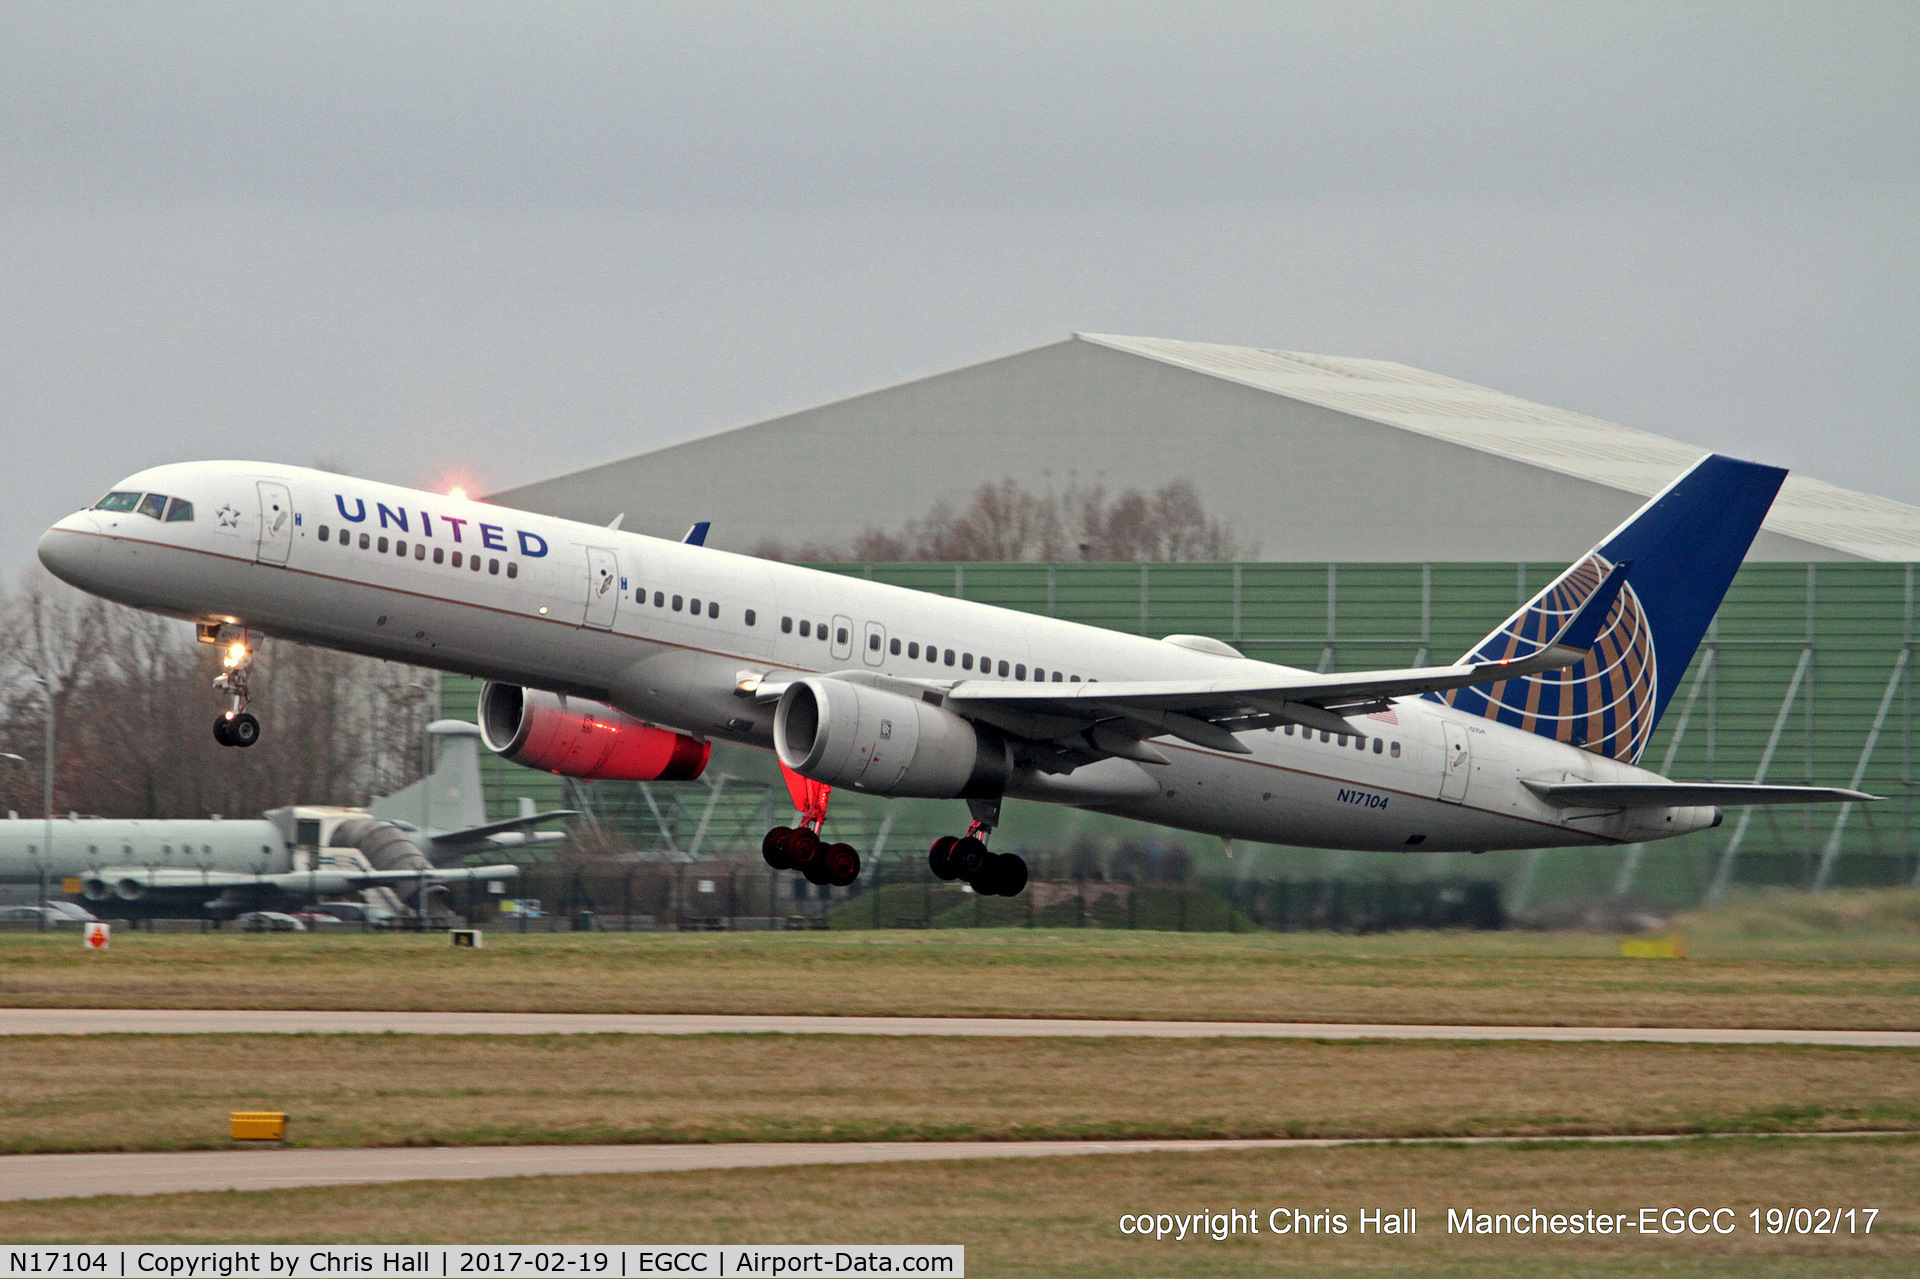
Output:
449,486,468,501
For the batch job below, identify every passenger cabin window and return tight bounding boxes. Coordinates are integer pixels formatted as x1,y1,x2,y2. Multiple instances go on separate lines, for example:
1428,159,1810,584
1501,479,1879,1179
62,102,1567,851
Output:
135,493,167,520
907,642,919,658
318,526,330,542
1373,739,1383,753
890,638,901,655
451,551,462,567
962,653,973,670
378,536,389,553
816,621,827,639
1053,671,1064,682
1391,742,1401,757
799,619,809,636
94,491,141,512
674,596,685,612
868,634,881,651
1070,675,1080,682
415,544,426,560
838,627,850,645
782,617,793,633
708,602,719,619
745,609,756,626
943,649,954,666
395,540,407,555
507,563,517,578
998,660,1009,677
655,592,665,607
690,598,701,613
488,558,499,574
164,498,194,522
925,645,937,662
433,547,444,564
359,533,371,549
1034,668,1045,681
470,554,481,571
1015,664,1027,680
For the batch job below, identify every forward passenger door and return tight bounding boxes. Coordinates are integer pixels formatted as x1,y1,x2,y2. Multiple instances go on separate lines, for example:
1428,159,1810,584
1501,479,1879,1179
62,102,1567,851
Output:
583,547,620,630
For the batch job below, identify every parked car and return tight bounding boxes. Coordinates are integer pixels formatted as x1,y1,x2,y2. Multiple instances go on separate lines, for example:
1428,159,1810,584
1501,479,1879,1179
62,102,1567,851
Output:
233,911,306,932
0,904,96,925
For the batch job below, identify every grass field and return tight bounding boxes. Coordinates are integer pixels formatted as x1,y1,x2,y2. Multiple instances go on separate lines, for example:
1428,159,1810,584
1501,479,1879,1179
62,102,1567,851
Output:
0,1033,1914,1154
2,925,1916,1027
0,1136,1911,1275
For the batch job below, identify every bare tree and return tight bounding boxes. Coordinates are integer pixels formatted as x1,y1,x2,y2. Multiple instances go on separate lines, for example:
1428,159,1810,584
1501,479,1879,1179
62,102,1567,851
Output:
755,477,1246,563
0,571,436,820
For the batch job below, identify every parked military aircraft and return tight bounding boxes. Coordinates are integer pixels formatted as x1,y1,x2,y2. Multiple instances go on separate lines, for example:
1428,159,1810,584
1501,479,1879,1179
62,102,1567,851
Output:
0,720,568,919
38,453,1873,898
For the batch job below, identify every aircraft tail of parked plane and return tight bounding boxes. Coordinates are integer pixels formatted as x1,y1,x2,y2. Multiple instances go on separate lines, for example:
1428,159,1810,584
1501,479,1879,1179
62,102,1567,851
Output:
1435,454,1787,765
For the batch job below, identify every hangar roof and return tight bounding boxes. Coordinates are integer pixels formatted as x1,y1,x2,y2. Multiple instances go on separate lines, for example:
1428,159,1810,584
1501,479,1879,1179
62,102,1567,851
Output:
1081,334,1920,562
494,333,1917,563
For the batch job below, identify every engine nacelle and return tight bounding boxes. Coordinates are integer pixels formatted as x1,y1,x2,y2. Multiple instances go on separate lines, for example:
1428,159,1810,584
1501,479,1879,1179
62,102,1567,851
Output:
774,676,1010,798
479,683,710,781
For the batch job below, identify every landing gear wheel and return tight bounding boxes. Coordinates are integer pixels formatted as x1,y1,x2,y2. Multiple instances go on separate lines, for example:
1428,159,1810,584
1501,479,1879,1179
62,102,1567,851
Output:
762,826,796,870
787,828,824,881
212,716,234,747
823,843,861,888
228,712,260,748
986,852,1028,897
928,835,960,881
949,836,989,882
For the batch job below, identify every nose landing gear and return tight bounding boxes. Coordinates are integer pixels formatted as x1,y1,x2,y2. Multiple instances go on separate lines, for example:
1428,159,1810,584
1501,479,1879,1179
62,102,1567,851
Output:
209,632,261,749
929,798,1028,896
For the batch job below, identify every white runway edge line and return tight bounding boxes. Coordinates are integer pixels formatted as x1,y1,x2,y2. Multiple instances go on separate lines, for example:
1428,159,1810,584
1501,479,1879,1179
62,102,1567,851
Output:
1,1009,1916,1047
0,1133,1913,1203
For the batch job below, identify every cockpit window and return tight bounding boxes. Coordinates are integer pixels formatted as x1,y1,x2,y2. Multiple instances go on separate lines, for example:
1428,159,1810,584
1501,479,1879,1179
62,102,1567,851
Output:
135,493,167,520
163,497,194,522
94,491,141,512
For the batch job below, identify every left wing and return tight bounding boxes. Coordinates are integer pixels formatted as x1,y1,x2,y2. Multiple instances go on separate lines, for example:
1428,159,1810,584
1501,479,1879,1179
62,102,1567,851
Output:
945,562,1632,756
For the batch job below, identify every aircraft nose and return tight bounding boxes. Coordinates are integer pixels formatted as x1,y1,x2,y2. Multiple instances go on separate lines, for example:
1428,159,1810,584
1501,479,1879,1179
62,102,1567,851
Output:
37,515,102,587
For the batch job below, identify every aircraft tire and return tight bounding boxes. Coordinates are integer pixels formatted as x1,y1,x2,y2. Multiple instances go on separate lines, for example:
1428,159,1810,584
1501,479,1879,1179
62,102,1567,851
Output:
762,826,796,870
991,852,1029,897
824,843,860,887
212,716,234,747
928,835,960,881
229,713,260,748
787,828,823,874
949,836,989,881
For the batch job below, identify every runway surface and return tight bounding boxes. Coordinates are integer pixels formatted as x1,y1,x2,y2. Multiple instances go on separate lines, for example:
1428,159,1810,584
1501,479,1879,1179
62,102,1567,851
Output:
2,1008,1915,1046
1,1133,1910,1202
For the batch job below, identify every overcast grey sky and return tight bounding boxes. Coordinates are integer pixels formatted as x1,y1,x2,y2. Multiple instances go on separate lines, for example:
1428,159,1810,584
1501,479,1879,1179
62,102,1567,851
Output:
3,2,1915,570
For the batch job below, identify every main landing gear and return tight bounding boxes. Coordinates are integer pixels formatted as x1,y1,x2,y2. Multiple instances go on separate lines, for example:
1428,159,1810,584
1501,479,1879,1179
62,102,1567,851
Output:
762,763,861,887
209,633,261,749
928,798,1028,897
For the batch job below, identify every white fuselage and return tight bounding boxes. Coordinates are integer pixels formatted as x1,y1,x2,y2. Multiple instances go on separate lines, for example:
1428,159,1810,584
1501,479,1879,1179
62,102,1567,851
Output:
39,461,1715,855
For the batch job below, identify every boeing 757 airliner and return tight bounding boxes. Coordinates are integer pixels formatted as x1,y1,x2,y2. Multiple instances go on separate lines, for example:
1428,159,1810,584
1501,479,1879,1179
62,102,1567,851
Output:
38,454,1872,896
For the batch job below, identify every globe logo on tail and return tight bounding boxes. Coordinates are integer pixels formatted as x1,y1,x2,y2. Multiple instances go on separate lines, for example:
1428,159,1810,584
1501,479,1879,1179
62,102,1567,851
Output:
1439,555,1659,764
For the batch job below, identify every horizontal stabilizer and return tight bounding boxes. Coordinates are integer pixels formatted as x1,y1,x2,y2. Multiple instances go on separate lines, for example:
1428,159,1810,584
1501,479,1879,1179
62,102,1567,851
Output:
1526,781,1879,809
428,811,579,858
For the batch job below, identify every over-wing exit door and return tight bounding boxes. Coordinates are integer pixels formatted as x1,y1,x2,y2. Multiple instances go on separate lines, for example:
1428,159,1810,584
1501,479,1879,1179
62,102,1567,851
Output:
583,547,619,630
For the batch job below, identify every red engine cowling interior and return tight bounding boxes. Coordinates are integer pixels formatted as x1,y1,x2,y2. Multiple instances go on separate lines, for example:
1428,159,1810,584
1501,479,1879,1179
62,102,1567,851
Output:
479,683,710,781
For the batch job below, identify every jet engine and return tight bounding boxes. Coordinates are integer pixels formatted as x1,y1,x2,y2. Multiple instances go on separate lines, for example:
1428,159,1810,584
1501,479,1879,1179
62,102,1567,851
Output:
479,683,710,781
774,676,1010,798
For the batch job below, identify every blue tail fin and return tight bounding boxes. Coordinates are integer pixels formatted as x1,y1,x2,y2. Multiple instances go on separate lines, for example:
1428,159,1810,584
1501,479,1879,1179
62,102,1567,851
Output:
1431,454,1786,764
